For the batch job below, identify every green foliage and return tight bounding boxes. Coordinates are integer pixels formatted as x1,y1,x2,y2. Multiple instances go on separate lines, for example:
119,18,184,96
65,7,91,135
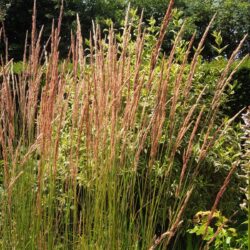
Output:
211,30,228,56
129,0,250,58
180,0,250,58
2,0,250,60
187,211,237,249
188,210,247,249
227,58,250,117
200,57,250,118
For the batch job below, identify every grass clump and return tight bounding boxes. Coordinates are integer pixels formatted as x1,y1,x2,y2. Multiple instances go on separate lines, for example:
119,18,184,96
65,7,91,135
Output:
0,1,247,249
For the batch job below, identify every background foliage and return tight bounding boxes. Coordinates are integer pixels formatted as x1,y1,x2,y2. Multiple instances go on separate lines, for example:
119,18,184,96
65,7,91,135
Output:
1,0,250,59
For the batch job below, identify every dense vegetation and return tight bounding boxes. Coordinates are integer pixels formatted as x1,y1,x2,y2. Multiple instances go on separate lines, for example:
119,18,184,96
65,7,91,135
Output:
0,0,249,249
